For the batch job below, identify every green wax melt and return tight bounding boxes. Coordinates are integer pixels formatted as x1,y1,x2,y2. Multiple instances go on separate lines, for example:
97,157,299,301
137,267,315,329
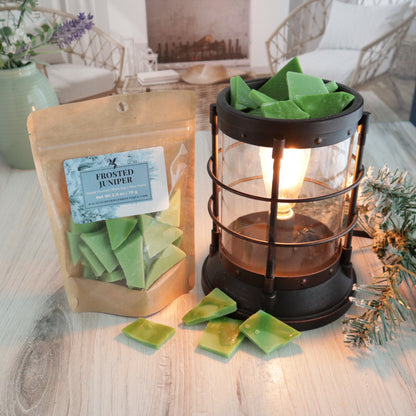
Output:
82,263,95,279
114,230,145,289
295,92,355,118
198,317,245,358
122,318,175,349
70,218,102,234
67,231,81,266
80,228,119,273
101,269,125,282
248,107,264,117
287,71,328,100
256,100,310,119
258,57,303,100
79,243,106,277
228,56,355,122
173,233,184,247
138,214,183,258
182,288,237,326
106,217,137,250
156,189,181,227
239,310,301,354
68,210,187,289
230,75,256,110
325,80,338,93
145,244,186,289
248,89,277,107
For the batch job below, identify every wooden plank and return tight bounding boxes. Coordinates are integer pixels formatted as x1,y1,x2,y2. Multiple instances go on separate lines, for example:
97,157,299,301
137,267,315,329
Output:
364,121,416,178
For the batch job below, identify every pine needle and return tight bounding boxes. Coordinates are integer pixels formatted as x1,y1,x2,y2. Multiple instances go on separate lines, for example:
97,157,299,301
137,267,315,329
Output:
344,166,416,348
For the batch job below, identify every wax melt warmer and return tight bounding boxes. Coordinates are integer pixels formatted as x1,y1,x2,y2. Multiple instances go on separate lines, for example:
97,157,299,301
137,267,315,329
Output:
202,78,370,330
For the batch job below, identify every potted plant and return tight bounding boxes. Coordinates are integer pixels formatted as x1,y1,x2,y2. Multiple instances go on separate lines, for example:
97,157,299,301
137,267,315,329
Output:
0,0,94,169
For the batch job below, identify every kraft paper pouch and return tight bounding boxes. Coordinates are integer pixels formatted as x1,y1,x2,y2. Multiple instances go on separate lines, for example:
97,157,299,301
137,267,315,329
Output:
28,91,196,316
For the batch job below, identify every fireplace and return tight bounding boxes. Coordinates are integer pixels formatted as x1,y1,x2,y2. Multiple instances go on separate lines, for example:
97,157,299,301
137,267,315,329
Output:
145,0,250,67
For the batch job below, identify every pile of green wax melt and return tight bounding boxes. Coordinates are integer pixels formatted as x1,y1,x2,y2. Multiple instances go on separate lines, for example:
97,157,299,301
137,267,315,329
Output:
230,57,354,119
67,189,186,290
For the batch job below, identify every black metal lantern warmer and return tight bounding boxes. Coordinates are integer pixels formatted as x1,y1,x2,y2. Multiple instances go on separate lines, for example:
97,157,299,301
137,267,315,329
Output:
202,78,370,330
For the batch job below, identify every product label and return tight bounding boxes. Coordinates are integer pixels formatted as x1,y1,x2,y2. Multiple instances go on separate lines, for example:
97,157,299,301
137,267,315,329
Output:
64,147,169,224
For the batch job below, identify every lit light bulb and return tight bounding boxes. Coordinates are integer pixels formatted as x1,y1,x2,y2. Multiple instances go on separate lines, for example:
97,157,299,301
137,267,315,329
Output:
259,146,310,219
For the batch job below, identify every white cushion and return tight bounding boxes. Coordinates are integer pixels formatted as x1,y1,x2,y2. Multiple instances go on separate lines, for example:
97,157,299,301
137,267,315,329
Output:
45,64,115,103
35,45,67,65
281,49,361,85
318,0,410,50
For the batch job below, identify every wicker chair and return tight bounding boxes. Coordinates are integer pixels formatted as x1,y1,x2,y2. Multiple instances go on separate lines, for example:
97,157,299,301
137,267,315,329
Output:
265,0,416,102
0,5,125,103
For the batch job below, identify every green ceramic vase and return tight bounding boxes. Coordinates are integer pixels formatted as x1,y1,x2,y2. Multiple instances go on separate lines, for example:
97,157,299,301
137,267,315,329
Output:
0,62,59,169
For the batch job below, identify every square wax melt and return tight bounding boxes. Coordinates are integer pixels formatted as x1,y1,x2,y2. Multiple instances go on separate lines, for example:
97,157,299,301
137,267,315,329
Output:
239,310,300,354
182,288,237,326
198,317,245,358
122,318,175,349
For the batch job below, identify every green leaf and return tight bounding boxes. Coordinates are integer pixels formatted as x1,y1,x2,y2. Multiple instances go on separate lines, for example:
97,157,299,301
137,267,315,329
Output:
0,26,14,37
41,23,52,32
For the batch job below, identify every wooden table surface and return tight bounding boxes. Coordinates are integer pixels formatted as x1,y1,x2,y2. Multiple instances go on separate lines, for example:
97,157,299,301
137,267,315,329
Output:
1,100,416,415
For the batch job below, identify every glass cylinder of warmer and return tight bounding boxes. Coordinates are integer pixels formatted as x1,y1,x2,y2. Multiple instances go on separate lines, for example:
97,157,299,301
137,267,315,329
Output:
218,130,357,278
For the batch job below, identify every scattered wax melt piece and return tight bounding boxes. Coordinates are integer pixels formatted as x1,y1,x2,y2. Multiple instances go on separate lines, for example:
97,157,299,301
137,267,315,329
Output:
239,310,301,354
257,100,310,119
80,228,119,273
287,71,328,100
248,89,277,107
198,317,245,358
138,214,183,258
295,92,355,118
258,57,303,100
106,216,137,250
79,243,106,277
230,75,256,110
156,189,181,227
122,318,175,349
325,80,338,93
182,288,237,326
67,231,81,266
145,244,186,289
114,230,145,289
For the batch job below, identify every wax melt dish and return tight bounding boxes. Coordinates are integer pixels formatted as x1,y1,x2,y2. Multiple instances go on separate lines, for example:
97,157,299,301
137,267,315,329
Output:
239,310,301,354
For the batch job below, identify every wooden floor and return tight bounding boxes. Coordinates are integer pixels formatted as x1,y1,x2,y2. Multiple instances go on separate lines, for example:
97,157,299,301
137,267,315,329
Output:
354,75,416,178
359,75,415,122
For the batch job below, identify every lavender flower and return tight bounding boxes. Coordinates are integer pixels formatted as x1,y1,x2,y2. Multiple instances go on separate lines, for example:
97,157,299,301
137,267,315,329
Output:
0,5,94,69
52,13,94,48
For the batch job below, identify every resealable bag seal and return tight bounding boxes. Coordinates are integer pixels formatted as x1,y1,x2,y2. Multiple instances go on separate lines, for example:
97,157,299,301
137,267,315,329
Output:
28,91,196,316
